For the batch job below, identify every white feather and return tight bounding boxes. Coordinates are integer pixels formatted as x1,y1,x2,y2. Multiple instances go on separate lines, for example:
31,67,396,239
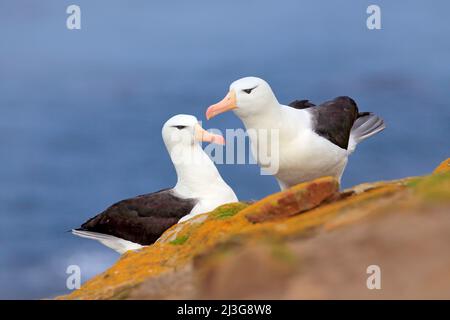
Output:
72,230,143,254
348,113,385,153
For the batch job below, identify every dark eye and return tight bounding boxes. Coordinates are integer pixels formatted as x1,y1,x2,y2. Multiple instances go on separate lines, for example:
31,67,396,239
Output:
243,86,257,94
173,125,187,130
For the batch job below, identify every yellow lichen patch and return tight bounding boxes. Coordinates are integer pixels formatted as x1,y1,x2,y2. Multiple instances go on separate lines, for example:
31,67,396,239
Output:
59,243,179,300
433,158,450,174
408,171,450,202
157,203,248,245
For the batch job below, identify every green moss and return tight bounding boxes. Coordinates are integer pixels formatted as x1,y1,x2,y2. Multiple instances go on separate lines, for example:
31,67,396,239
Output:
408,172,450,201
169,234,189,245
405,177,422,188
211,202,249,220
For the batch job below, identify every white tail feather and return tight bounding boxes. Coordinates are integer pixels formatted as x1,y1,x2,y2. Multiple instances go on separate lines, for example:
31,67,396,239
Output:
348,113,385,153
72,229,143,254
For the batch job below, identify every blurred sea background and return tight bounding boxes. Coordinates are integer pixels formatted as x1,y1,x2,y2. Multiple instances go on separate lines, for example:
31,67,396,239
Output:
0,0,449,299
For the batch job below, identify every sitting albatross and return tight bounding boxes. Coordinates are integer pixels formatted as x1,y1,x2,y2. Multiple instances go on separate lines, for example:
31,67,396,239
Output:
72,114,237,254
206,77,385,190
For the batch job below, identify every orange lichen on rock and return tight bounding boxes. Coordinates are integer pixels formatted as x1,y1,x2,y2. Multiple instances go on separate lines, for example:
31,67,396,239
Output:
433,158,450,174
58,157,450,300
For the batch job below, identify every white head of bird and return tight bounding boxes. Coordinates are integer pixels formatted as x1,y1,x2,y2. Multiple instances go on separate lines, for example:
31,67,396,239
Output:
162,114,224,151
206,77,279,121
162,114,225,167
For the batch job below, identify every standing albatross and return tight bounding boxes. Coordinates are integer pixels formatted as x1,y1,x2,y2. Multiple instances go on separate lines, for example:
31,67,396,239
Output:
206,77,385,190
72,114,237,254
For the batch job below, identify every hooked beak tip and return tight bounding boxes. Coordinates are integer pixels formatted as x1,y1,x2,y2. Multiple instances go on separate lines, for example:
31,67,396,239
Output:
195,123,225,145
205,90,237,120
205,106,215,120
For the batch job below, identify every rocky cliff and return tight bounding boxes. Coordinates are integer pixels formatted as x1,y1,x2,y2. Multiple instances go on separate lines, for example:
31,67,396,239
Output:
58,158,450,299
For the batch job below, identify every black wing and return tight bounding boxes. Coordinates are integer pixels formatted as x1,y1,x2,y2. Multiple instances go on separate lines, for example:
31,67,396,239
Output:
288,96,377,149
76,189,197,245
307,96,360,150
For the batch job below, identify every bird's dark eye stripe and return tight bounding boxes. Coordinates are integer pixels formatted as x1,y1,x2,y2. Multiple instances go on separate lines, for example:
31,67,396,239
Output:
243,86,257,94
173,125,187,130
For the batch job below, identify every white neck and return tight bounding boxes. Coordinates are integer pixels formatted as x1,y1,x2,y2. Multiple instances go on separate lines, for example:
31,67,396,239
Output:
167,142,225,198
240,102,282,131
240,101,312,140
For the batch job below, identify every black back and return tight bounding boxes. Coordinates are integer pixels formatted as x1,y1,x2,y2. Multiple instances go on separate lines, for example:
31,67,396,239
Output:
289,96,362,150
288,99,316,109
76,189,197,245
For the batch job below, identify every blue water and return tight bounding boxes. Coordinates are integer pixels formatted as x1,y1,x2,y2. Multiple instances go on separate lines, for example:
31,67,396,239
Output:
0,0,449,299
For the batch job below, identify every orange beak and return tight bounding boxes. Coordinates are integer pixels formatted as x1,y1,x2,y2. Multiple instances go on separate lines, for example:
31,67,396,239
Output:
194,123,225,145
206,90,237,120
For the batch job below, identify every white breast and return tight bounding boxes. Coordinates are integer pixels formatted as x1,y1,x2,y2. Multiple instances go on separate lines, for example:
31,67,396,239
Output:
177,176,238,223
246,105,349,189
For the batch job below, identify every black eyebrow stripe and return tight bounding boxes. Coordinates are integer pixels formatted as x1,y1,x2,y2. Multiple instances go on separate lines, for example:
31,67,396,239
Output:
243,85,258,93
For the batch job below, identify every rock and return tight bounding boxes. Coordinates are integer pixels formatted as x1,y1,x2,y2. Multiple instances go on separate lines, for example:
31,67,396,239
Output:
195,204,450,299
57,157,450,300
194,241,297,299
245,176,340,223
